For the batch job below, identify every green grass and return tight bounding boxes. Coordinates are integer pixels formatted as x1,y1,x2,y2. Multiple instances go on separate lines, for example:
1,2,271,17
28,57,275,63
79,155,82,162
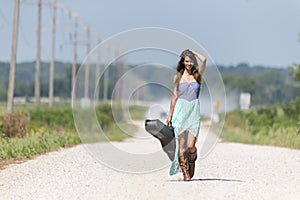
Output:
222,126,300,149
128,105,148,120
0,103,148,162
0,131,81,160
105,123,137,141
221,109,300,149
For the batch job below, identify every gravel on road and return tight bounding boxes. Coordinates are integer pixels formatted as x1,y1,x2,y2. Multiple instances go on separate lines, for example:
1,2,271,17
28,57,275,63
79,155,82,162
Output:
0,121,300,200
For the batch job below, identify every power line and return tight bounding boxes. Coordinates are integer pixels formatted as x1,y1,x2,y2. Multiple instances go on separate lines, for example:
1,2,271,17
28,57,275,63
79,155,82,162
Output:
7,0,125,111
18,15,34,49
0,7,10,28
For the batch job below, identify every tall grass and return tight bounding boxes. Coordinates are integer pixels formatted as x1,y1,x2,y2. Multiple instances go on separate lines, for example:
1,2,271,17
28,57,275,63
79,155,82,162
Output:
0,103,148,161
221,98,300,149
128,105,148,120
0,131,80,160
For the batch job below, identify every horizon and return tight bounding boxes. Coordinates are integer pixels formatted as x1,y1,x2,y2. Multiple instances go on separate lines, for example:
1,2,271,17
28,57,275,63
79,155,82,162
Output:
0,60,294,69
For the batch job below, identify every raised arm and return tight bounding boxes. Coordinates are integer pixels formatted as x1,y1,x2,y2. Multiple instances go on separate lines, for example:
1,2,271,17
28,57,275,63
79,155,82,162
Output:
192,50,207,75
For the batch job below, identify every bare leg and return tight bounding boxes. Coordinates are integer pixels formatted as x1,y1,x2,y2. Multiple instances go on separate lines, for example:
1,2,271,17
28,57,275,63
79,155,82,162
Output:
187,132,196,153
178,131,187,157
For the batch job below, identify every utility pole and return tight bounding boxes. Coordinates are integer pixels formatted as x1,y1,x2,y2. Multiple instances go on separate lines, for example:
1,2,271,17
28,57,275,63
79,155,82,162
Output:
119,50,127,104
95,37,101,104
49,0,57,107
71,13,78,104
35,0,42,106
115,48,122,103
103,46,110,101
84,25,91,99
7,0,20,114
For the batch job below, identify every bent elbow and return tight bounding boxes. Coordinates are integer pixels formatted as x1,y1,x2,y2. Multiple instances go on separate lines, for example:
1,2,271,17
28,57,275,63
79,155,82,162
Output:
172,94,178,102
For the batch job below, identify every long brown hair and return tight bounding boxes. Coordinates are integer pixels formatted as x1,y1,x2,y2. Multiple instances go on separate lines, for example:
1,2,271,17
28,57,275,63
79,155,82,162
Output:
174,49,202,87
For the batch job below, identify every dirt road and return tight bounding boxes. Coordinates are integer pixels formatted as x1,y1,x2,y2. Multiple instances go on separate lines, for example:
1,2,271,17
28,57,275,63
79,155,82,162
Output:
0,121,299,199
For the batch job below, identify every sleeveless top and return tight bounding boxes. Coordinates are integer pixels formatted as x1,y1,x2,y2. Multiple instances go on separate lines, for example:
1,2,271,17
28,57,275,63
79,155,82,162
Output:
177,80,200,101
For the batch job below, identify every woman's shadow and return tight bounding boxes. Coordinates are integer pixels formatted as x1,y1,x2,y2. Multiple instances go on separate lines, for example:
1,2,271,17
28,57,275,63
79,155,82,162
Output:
190,178,244,182
168,178,244,182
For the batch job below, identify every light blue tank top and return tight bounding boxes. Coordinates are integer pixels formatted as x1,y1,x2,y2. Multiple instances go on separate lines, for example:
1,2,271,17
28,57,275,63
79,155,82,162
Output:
177,76,200,101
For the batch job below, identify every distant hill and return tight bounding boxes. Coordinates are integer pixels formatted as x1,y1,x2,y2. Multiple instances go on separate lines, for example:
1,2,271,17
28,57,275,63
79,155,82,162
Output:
209,63,298,105
0,61,298,105
216,63,291,83
0,61,71,86
0,61,74,99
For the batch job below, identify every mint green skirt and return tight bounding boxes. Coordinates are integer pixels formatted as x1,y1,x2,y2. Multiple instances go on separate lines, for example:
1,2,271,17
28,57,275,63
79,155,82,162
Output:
169,98,200,176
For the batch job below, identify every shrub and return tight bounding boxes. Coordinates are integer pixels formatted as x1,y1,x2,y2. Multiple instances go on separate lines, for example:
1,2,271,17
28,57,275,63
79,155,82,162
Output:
95,103,124,130
28,106,75,131
222,98,300,149
297,118,300,135
225,110,244,127
1,113,26,138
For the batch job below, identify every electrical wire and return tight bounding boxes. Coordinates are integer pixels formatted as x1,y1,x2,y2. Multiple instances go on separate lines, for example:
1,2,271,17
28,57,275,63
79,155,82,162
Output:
0,7,10,28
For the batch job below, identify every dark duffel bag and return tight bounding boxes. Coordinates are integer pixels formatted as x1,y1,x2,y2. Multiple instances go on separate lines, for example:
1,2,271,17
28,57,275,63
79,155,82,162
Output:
145,119,175,161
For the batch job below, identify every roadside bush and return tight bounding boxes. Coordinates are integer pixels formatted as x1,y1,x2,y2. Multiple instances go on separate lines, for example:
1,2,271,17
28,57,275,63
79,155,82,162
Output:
225,110,244,127
1,113,26,138
222,98,300,149
297,118,300,134
95,103,124,130
28,106,75,131
245,109,273,135
0,103,145,161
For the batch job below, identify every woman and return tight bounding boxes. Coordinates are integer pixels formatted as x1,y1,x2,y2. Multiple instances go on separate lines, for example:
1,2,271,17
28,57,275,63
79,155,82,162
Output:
166,49,206,181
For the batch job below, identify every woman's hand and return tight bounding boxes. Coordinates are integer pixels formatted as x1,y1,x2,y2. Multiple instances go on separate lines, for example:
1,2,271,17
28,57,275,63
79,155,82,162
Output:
166,116,172,126
191,50,207,74
191,50,206,62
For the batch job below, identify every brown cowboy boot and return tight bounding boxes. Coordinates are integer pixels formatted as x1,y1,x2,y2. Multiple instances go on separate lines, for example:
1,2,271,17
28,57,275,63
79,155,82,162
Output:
188,148,197,179
179,155,191,181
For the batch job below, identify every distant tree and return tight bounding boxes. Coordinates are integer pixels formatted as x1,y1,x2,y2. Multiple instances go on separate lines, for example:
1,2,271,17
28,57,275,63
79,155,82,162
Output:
294,33,300,82
290,64,300,82
223,75,257,94
294,33,300,133
0,88,7,101
288,32,300,86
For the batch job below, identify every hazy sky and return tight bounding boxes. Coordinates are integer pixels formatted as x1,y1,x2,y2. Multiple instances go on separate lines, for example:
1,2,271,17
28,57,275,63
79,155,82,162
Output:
1,0,300,67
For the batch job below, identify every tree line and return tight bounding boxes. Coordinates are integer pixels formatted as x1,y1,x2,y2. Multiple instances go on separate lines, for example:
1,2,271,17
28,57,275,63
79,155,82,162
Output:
0,61,298,106
216,63,299,105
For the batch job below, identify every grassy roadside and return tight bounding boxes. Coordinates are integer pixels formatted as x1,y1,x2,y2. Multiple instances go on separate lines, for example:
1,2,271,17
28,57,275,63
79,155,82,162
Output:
220,105,300,149
0,103,148,168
